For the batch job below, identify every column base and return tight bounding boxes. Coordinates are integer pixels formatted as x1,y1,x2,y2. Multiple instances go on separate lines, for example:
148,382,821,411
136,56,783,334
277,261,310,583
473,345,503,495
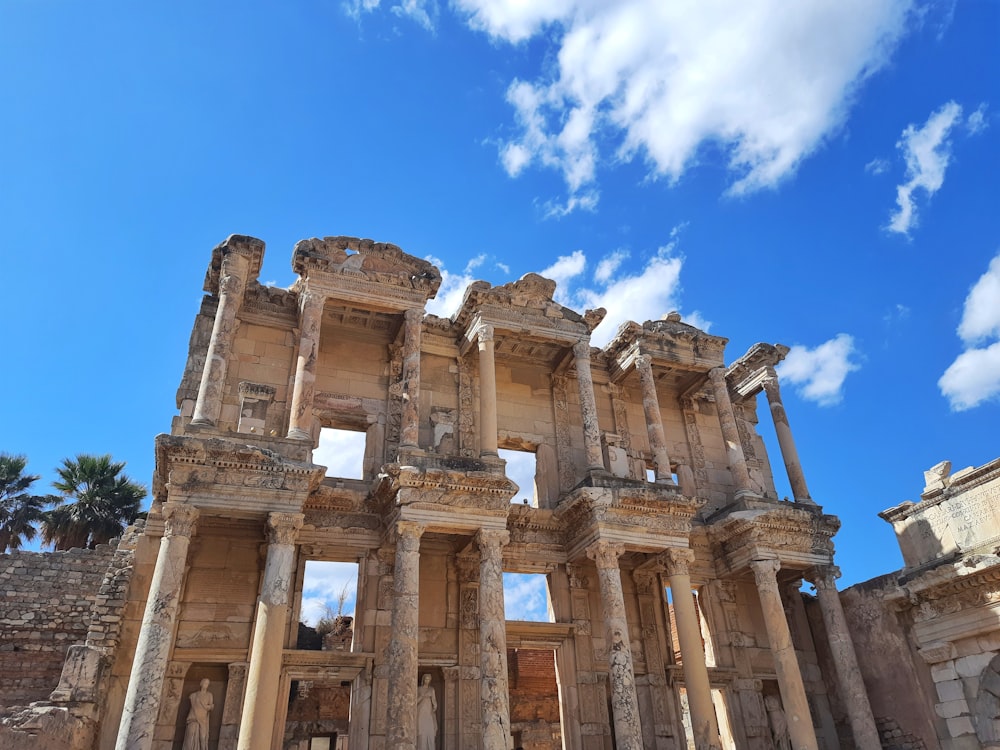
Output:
287,428,311,441
189,417,214,427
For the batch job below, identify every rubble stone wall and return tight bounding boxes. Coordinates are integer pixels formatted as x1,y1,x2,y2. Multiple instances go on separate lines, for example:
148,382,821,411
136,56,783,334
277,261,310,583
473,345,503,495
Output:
0,545,116,707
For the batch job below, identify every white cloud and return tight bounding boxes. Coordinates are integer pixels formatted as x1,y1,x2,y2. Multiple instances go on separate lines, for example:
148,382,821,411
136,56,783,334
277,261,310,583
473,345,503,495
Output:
498,449,536,504
345,0,435,29
939,251,1000,411
594,249,628,283
777,334,861,406
887,101,963,235
495,261,510,274
315,428,366,479
539,249,586,303
301,561,360,624
967,102,989,135
503,572,551,621
865,158,890,175
457,0,915,209
465,253,487,273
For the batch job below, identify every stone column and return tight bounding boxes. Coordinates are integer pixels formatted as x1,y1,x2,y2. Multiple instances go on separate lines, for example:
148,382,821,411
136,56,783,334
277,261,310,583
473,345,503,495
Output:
661,549,721,750
635,354,674,483
385,521,424,750
761,373,813,503
806,566,880,750
477,529,512,750
749,559,817,750
574,340,605,471
399,308,424,449
707,368,755,496
586,541,642,750
287,290,325,439
115,503,199,750
191,246,251,426
477,324,499,456
237,512,304,750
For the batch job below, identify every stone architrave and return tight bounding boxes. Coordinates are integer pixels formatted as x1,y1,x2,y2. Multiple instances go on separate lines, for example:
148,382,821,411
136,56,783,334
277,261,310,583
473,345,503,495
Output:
477,529,512,750
191,249,251,426
477,324,499,456
385,521,425,750
586,540,643,750
805,566,880,750
574,340,605,471
761,373,813,503
660,548,721,750
707,368,755,496
749,559,818,750
399,308,424,449
635,354,675,483
116,503,199,750
287,290,326,439
237,512,304,750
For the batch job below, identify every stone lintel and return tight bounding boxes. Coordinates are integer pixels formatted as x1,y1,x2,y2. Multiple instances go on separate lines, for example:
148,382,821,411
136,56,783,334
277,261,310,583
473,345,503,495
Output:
203,234,266,294
604,317,728,380
724,343,790,400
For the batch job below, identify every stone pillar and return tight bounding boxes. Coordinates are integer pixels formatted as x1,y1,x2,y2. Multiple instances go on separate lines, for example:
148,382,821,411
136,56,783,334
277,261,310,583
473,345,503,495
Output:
661,548,721,750
707,368,755,496
586,541,642,750
477,529,512,750
385,521,424,750
287,290,325,439
761,373,813,503
574,340,605,471
477,324,499,456
191,246,251,426
806,566,880,750
218,662,248,750
237,512,304,750
399,308,424,449
115,502,199,750
635,354,674,483
748,559,817,750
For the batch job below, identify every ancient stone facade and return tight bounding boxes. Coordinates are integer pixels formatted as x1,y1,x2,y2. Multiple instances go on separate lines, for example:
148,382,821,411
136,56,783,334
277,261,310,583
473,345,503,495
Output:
0,234,882,750
839,457,1000,750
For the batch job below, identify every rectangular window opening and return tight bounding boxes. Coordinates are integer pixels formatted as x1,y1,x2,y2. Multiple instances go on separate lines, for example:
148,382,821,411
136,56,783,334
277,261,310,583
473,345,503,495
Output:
499,448,538,507
503,572,554,622
317,427,366,480
298,560,359,650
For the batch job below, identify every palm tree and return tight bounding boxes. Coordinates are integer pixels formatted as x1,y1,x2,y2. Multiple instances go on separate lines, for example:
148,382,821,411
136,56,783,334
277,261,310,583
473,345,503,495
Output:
0,454,47,553
42,454,147,550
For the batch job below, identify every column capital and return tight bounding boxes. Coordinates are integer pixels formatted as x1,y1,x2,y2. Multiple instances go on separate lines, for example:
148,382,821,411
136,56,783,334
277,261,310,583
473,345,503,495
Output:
163,502,199,538
634,353,653,371
266,512,304,546
404,307,424,324
572,338,592,360
659,547,695,577
761,370,782,399
805,565,841,591
477,529,510,554
749,558,781,588
707,366,727,384
297,289,326,311
586,540,625,570
395,520,425,549
476,322,495,343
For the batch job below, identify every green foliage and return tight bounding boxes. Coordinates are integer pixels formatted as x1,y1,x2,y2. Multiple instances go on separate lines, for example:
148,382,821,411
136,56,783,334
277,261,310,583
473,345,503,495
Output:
41,454,147,550
0,454,46,553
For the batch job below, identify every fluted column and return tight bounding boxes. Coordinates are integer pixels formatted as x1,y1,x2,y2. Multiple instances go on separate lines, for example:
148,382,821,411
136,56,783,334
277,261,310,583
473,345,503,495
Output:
237,512,304,750
191,246,251,426
399,308,424,449
761,373,813,503
574,340,604,470
749,559,817,750
586,541,642,750
477,530,512,750
477,324,498,456
115,503,199,750
385,521,424,750
806,566,880,750
661,548,721,750
287,290,325,439
707,368,755,496
635,354,674,482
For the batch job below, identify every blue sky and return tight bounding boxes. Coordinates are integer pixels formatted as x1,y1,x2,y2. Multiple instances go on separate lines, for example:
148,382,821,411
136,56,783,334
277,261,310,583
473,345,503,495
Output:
2,0,998,607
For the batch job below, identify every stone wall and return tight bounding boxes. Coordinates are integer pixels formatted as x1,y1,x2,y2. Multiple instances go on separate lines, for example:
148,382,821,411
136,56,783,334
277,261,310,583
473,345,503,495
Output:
0,545,116,708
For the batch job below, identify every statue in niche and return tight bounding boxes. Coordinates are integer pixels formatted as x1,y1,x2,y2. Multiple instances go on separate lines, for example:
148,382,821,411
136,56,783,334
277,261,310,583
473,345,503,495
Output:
417,673,438,750
181,678,214,750
764,694,790,750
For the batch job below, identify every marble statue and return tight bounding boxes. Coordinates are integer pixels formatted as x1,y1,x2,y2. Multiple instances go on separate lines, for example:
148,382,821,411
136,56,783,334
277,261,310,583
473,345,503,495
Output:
182,678,214,750
417,673,438,750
